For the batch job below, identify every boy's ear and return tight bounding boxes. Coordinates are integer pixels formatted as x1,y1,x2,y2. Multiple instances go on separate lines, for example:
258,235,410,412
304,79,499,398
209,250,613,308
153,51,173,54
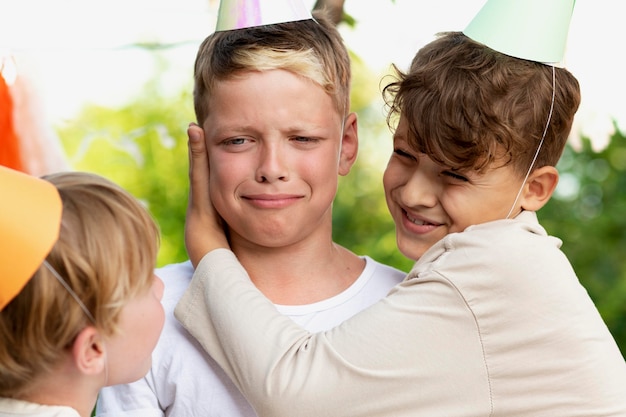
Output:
72,326,106,377
520,165,559,212
338,112,359,176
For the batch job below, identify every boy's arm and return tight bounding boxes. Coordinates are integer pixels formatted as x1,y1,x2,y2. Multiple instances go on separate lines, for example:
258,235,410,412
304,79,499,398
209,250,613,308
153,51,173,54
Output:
184,123,229,268
174,250,485,417
176,141,485,416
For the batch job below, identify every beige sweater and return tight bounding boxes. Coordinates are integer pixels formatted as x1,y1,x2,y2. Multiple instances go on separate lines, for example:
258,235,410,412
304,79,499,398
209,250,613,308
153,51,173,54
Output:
175,211,626,417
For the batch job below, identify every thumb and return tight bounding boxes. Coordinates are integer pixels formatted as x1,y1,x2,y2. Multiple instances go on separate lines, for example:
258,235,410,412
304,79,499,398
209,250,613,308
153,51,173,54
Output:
185,123,228,267
187,123,210,205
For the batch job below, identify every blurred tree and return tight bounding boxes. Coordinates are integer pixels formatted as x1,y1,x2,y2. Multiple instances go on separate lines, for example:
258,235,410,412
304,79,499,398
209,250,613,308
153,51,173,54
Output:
539,127,626,357
313,0,346,25
57,76,194,267
332,64,414,273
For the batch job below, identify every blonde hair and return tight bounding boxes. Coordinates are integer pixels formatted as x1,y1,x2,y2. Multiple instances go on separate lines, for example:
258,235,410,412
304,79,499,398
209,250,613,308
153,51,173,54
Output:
0,172,160,397
193,10,351,124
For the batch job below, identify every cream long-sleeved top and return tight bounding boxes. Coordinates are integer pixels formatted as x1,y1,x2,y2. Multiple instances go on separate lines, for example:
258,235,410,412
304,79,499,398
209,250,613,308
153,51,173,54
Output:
175,211,626,417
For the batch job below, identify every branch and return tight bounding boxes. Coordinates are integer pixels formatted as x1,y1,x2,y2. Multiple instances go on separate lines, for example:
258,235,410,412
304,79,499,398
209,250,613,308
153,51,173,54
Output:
313,0,346,26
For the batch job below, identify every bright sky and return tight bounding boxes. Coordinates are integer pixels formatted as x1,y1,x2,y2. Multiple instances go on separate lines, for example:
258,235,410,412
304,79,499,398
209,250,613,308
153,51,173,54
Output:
1,0,623,149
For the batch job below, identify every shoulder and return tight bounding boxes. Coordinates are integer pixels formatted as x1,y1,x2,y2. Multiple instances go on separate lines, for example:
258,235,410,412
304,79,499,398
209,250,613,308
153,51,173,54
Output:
415,211,561,273
343,256,406,303
362,256,406,284
461,211,555,247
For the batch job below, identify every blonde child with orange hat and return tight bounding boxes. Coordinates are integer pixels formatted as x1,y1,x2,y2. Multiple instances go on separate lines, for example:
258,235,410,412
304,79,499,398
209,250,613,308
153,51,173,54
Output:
0,167,165,417
174,0,626,416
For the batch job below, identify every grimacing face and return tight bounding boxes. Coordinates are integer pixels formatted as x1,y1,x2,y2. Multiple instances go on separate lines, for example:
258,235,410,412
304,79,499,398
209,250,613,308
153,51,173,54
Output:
202,69,357,250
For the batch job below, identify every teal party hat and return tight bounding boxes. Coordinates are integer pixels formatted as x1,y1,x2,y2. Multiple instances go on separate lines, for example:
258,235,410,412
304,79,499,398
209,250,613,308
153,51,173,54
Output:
464,0,576,64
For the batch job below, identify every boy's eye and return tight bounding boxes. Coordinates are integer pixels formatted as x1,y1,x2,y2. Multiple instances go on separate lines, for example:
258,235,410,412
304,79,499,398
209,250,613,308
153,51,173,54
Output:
393,148,416,160
442,170,469,182
291,136,318,143
225,138,247,145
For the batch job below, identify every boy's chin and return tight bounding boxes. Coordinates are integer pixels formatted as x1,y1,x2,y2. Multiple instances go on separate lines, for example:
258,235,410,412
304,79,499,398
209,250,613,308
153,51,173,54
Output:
396,238,427,262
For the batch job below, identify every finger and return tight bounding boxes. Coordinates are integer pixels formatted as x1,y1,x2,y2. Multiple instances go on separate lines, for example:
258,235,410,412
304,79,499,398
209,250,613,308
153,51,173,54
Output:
185,123,228,267
187,123,210,210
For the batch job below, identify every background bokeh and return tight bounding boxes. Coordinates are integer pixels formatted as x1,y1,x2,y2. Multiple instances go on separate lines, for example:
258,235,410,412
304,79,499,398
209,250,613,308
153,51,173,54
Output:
2,0,625,357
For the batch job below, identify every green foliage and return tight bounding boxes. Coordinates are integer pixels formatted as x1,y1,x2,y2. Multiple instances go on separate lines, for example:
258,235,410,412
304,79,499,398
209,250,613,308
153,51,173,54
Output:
539,128,626,357
333,93,414,273
332,56,414,272
57,82,194,267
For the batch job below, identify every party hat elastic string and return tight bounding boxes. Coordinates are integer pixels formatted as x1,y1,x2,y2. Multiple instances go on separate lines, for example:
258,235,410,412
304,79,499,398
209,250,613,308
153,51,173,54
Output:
43,260,96,324
45,259,110,387
506,65,556,219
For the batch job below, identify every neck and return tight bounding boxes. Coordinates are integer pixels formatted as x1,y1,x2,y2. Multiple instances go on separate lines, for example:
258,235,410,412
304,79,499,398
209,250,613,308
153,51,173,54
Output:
20,357,100,417
231,235,365,305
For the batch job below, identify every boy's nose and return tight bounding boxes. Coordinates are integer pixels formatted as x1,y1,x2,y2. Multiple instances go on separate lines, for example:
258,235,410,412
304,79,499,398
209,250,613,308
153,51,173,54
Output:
401,169,438,208
255,145,289,183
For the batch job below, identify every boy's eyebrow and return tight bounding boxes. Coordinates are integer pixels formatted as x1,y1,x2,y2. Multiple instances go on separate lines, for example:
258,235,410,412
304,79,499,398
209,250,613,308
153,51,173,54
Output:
392,131,408,145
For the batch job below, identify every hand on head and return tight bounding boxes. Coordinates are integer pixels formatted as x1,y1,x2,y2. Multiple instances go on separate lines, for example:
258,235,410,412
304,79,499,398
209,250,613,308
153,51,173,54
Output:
185,123,229,268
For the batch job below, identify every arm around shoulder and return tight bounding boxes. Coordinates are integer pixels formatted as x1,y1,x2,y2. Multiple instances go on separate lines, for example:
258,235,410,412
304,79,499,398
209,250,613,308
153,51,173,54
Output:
174,251,489,417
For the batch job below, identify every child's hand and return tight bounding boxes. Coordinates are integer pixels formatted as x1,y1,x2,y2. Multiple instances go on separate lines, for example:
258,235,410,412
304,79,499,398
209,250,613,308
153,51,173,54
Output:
185,123,229,268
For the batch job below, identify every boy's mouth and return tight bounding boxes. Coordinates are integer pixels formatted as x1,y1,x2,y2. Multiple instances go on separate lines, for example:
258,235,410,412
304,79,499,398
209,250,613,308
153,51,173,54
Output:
404,210,439,227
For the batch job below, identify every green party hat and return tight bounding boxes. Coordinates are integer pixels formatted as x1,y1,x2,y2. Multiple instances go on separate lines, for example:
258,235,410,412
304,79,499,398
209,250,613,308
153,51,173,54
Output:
464,0,576,64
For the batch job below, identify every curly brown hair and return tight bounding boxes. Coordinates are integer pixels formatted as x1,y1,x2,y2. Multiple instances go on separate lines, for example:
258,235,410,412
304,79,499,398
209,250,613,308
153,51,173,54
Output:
384,32,581,175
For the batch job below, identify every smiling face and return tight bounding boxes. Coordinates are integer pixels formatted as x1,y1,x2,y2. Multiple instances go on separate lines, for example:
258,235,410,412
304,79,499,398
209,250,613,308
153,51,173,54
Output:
202,69,357,250
383,116,527,261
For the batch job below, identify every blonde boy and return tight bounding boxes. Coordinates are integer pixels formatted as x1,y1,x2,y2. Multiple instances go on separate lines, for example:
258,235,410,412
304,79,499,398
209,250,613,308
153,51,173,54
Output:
0,169,164,417
96,9,405,417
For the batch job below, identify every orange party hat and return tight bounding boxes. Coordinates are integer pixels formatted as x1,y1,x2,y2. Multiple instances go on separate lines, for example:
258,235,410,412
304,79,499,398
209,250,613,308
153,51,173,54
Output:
0,165,62,310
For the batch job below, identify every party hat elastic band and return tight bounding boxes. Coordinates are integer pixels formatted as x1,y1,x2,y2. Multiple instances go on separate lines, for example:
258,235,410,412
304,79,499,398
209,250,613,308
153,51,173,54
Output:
505,66,556,219
0,165,62,310
464,0,576,64
43,260,96,323
215,0,312,32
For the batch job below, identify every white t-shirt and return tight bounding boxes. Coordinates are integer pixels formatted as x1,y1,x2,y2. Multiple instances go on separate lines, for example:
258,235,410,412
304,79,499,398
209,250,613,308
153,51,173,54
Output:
96,257,405,417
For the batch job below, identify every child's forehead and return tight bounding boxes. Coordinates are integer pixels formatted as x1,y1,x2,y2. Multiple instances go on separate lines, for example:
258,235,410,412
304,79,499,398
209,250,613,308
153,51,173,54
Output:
209,69,339,110
217,68,316,87
204,71,343,133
